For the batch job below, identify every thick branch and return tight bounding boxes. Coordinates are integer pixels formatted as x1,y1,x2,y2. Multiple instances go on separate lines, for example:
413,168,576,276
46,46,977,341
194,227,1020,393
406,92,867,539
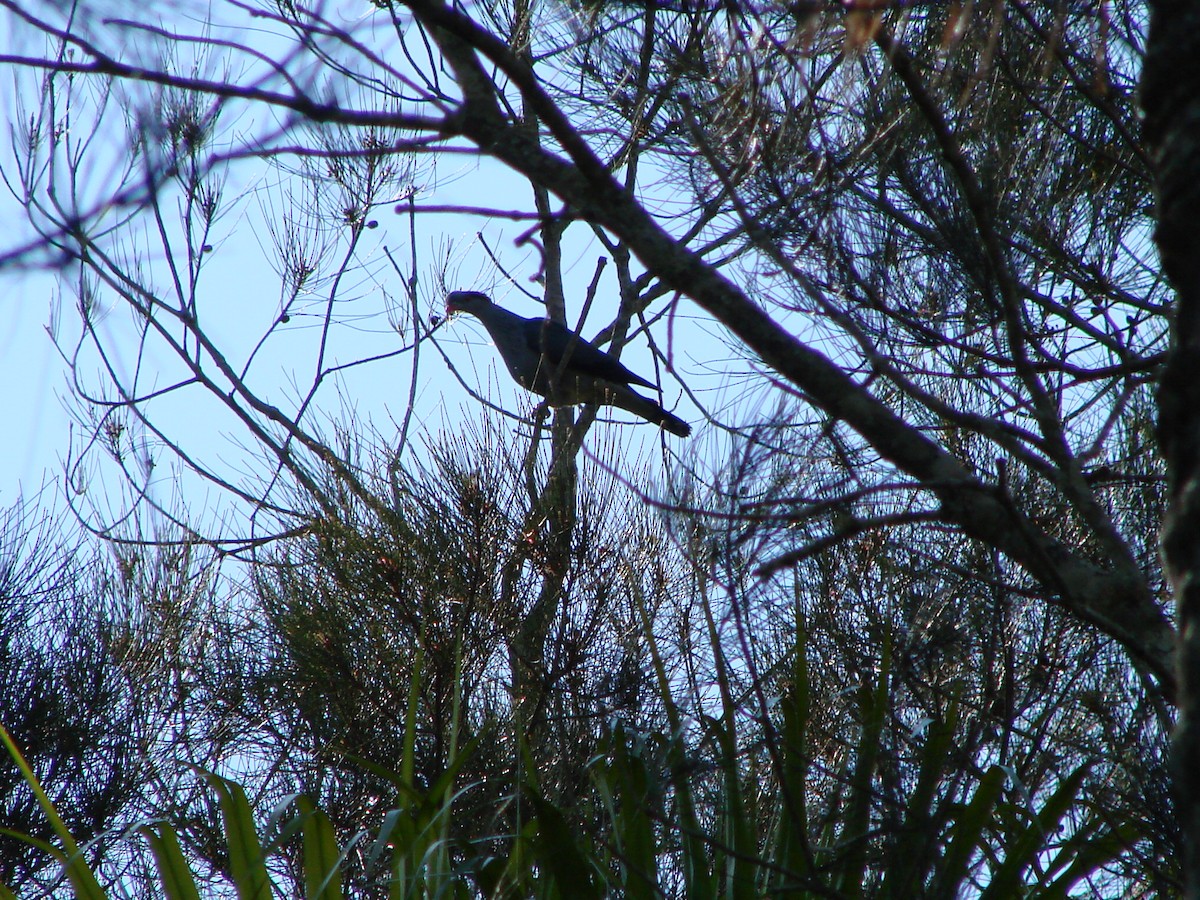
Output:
415,0,1174,690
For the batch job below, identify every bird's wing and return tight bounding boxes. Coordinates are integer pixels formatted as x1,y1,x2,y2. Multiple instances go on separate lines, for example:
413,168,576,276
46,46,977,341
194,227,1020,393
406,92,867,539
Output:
521,317,656,389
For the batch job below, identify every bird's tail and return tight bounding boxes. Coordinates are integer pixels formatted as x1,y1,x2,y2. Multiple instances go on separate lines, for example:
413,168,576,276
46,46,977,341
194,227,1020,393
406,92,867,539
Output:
606,385,691,437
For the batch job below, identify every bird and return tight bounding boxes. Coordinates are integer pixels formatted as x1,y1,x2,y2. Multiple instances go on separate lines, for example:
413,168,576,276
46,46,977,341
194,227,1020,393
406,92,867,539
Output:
445,290,690,437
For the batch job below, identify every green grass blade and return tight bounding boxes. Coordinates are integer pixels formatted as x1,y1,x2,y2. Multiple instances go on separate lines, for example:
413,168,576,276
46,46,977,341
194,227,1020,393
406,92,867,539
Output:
771,610,814,897
295,796,345,900
699,588,755,900
199,770,271,900
837,636,891,897
140,823,203,900
1044,818,1141,894
631,574,712,898
930,765,1007,899
980,763,1091,899
598,727,658,900
0,723,106,900
879,703,959,898
528,792,601,900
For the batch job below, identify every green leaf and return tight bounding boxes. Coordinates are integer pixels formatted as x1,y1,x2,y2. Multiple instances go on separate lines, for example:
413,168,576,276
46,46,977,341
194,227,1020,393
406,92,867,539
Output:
837,637,891,897
699,591,755,900
199,770,271,900
1043,818,1142,894
0,723,107,900
296,796,345,900
771,619,814,897
598,727,658,900
528,793,601,900
980,764,1092,899
631,573,713,898
141,823,203,900
879,703,960,897
930,765,1007,899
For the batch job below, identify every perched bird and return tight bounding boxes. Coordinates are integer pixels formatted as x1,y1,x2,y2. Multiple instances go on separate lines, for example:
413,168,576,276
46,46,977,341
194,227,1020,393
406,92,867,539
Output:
446,290,690,437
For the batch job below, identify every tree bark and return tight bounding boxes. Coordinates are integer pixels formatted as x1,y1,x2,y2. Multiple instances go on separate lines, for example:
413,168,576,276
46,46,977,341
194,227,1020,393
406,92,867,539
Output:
1144,0,1200,893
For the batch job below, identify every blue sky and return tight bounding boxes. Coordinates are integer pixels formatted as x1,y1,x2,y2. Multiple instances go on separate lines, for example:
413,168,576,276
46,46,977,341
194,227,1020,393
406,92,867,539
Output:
0,1,746,534
0,155,713,526
4,268,65,499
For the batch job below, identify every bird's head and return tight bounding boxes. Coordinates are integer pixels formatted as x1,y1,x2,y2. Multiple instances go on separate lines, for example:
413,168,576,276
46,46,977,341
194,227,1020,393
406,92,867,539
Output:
445,290,493,318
